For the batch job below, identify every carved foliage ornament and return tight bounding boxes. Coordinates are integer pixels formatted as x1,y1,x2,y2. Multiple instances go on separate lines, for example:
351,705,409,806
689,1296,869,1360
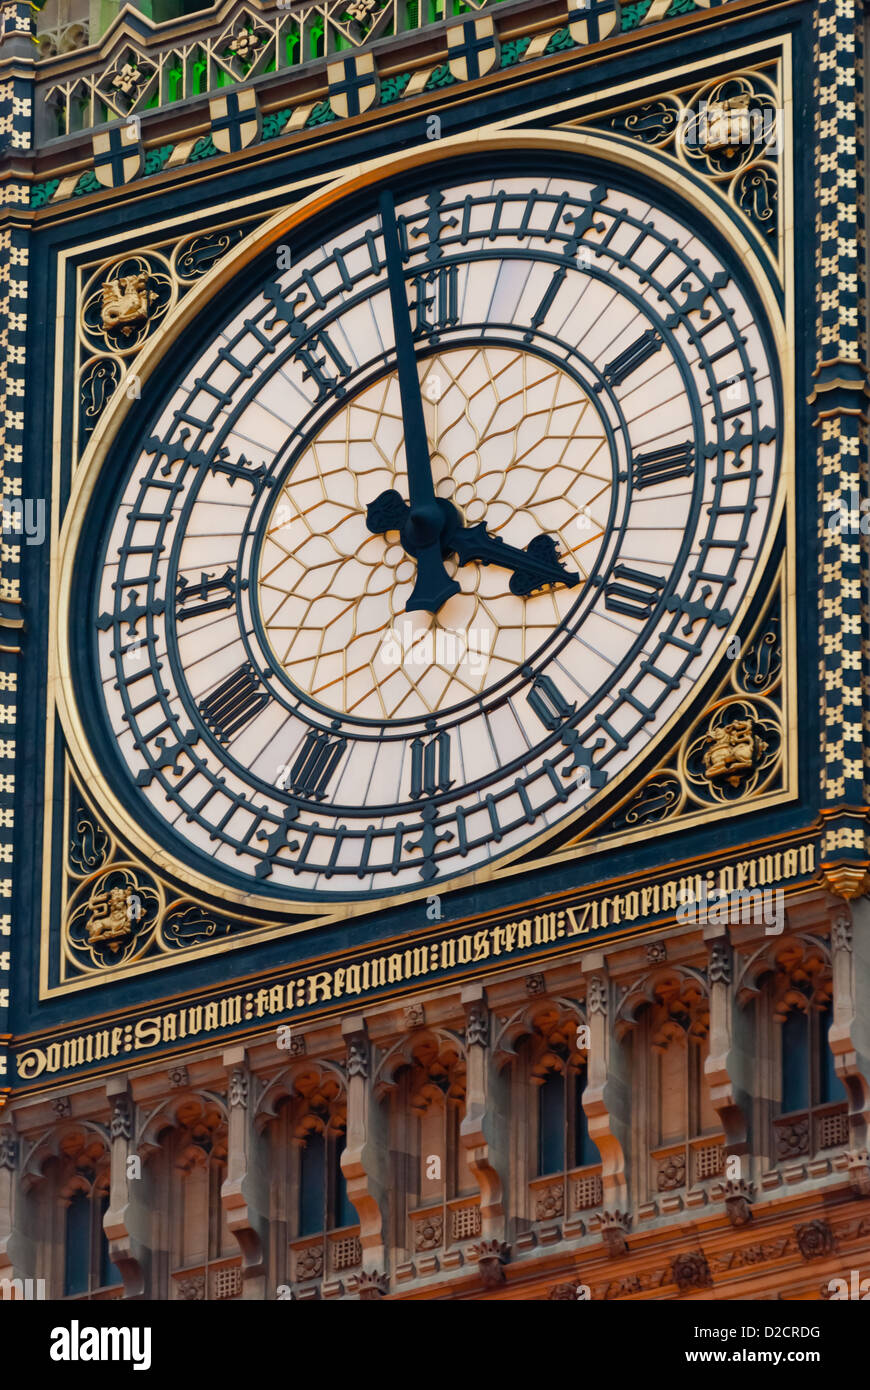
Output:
672,1251,712,1292
615,967,709,1047
795,1220,834,1261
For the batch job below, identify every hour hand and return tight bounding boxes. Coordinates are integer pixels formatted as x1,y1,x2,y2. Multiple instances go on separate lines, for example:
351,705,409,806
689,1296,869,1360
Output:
366,489,579,601
365,489,460,613
450,522,580,597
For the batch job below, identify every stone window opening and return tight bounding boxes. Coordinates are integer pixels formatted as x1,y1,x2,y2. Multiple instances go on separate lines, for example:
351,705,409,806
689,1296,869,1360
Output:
60,1149,120,1299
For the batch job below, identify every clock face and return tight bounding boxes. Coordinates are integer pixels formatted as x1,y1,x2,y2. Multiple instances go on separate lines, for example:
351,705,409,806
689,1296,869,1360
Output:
77,155,782,901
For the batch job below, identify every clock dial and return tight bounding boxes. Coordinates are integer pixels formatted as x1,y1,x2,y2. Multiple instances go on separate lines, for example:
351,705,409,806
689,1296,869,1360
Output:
79,157,782,900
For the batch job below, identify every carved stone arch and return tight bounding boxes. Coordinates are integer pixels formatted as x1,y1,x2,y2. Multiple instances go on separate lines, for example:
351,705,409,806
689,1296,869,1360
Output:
135,1089,228,1164
493,997,587,1071
615,966,710,1046
373,1028,466,1105
20,1119,111,1194
736,933,832,1019
254,1059,347,1135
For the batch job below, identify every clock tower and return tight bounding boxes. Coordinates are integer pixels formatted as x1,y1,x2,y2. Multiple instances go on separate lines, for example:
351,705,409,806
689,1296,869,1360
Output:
1,0,869,1304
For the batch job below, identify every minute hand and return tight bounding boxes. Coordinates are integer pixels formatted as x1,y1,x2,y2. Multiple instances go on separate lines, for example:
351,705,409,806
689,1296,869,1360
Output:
379,189,459,614
449,522,581,597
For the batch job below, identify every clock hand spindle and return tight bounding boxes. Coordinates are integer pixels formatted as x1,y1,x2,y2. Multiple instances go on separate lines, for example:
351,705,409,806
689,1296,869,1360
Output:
373,190,460,614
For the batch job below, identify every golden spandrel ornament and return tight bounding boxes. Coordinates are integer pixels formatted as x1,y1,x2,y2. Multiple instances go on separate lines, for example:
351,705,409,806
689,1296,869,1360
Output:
699,715,767,789
683,700,779,804
567,58,785,279
556,562,788,853
84,881,143,950
74,220,262,462
66,863,162,971
57,764,289,982
701,93,754,153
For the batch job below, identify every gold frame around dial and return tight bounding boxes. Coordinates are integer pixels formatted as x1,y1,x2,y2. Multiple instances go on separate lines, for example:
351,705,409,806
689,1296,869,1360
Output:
51,125,794,934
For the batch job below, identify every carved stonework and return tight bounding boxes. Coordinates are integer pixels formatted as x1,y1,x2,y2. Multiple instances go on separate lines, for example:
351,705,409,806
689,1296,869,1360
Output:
288,1034,307,1057
657,1152,686,1192
672,1251,712,1292
52,1097,71,1118
723,1178,754,1227
402,1003,425,1030
547,1283,577,1300
586,975,607,1016
708,940,732,985
775,1117,809,1161
646,942,667,964
535,1183,564,1220
525,973,546,995
177,1274,206,1300
228,1068,248,1109
0,1130,17,1170
600,1210,630,1258
110,1097,132,1141
472,1239,509,1288
295,1245,324,1282
831,914,853,952
414,1214,443,1252
846,1149,870,1197
168,1066,189,1088
465,1002,489,1049
795,1219,834,1261
357,1269,388,1300
346,1036,369,1079
617,967,709,1047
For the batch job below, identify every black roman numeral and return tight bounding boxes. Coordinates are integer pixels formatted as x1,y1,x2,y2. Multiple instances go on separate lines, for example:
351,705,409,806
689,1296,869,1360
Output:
410,730,452,799
595,329,662,391
263,281,352,400
604,564,666,620
283,728,347,800
198,662,268,742
632,441,694,490
526,672,576,730
209,446,271,498
176,567,236,621
412,266,459,338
